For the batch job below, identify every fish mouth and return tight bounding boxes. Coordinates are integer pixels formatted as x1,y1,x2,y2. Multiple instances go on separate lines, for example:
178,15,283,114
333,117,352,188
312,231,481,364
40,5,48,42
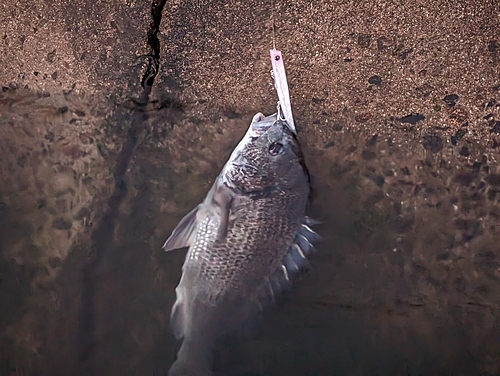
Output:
250,112,278,136
250,112,295,137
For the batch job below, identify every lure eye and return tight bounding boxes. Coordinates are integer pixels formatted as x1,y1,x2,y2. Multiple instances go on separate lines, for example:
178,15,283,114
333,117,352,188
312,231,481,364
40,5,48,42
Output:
268,142,284,156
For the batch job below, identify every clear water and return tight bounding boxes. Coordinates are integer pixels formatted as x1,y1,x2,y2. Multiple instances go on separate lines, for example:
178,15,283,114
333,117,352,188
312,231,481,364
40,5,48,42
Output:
1,87,500,376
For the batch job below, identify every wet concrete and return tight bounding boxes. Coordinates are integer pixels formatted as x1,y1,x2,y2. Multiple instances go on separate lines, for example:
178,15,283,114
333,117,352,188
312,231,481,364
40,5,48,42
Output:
1,0,500,375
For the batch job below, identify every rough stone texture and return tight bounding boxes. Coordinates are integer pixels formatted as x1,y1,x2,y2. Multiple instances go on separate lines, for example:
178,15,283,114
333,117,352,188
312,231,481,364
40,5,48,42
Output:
0,0,151,100
1,0,500,375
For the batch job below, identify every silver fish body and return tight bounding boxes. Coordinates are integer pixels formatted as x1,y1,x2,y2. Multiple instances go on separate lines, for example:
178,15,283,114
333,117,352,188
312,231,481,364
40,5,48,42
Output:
164,113,318,375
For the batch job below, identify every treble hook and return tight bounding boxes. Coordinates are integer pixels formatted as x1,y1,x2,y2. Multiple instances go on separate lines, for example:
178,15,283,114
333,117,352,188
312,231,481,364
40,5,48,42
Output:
276,102,286,121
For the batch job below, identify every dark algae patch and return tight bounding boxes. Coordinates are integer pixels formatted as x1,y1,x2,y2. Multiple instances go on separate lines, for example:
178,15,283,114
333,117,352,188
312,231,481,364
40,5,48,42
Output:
399,113,425,124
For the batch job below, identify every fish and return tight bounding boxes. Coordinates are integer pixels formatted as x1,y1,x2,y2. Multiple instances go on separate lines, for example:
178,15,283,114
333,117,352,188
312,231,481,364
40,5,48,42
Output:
164,112,318,375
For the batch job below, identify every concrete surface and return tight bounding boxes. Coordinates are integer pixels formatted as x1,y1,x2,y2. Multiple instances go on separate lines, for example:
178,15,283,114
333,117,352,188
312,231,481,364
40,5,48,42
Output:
1,0,500,375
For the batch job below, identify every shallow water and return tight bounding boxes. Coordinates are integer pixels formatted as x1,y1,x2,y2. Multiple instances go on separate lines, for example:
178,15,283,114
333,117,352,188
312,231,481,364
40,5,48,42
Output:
1,86,500,375
2,0,500,372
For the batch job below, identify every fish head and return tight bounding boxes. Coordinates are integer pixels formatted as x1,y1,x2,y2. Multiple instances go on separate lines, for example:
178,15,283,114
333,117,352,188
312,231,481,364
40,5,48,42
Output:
222,113,309,195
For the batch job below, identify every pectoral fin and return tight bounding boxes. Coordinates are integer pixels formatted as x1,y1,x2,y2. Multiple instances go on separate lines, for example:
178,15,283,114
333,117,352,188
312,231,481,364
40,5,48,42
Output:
216,194,233,241
163,206,200,251
209,181,235,242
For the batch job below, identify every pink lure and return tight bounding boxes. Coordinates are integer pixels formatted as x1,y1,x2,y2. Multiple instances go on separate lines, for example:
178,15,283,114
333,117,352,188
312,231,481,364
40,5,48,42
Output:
270,49,296,134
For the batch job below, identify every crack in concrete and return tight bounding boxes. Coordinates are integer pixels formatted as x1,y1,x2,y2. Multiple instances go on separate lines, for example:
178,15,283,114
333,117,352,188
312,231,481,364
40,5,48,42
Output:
77,1,168,374
142,0,168,89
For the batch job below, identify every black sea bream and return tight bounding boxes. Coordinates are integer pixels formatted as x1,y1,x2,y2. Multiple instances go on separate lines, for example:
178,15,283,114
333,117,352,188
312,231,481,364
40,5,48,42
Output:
164,113,318,375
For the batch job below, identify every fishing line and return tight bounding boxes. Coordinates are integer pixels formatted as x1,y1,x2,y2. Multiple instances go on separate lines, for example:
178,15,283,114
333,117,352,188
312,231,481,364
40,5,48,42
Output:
268,0,296,133
271,0,276,50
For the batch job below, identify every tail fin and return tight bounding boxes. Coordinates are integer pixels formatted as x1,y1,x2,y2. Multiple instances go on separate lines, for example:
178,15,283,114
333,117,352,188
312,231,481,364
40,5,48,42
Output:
168,337,214,376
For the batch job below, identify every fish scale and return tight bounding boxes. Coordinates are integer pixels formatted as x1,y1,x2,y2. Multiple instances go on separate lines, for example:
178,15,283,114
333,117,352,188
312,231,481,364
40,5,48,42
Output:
163,115,318,375
192,193,304,300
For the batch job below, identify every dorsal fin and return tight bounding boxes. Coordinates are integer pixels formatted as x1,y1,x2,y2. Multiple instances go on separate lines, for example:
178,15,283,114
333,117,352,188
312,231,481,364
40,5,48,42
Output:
163,206,200,251
258,219,321,307
163,178,236,252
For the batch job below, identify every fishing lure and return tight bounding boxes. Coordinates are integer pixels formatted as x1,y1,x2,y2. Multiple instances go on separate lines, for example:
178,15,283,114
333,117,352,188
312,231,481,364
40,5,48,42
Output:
270,49,296,134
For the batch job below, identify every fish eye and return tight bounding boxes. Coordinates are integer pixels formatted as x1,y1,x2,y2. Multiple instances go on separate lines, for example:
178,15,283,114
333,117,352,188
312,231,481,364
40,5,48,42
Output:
268,142,284,156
